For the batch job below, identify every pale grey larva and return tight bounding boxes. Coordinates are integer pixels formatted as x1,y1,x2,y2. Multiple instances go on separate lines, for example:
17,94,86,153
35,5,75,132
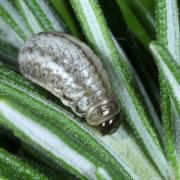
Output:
18,32,121,135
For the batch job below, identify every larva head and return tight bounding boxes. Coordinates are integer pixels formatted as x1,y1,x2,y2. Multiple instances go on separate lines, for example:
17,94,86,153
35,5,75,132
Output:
87,99,121,135
99,112,121,135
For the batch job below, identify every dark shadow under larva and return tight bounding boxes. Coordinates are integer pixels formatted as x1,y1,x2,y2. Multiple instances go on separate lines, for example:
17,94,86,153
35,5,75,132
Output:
18,32,121,135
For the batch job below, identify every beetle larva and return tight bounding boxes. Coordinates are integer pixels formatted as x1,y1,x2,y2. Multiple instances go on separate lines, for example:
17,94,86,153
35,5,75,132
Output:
18,32,121,135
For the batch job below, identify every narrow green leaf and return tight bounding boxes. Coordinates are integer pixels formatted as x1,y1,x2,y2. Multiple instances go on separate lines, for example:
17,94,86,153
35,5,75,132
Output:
0,148,47,179
0,0,31,41
23,0,66,32
70,0,171,178
125,0,156,35
154,0,180,178
150,43,180,119
0,100,110,180
0,177,7,180
15,0,43,34
2,0,160,141
0,1,163,179
0,67,137,180
155,0,180,64
105,0,160,130
17,144,75,180
150,42,180,178
95,167,112,180
50,0,81,38
159,71,180,179
140,0,155,14
0,17,23,48
0,40,18,69
114,38,163,139
0,66,165,179
0,0,173,179
115,0,151,47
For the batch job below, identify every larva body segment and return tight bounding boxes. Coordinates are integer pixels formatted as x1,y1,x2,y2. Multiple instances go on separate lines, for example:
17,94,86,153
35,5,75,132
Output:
18,32,121,135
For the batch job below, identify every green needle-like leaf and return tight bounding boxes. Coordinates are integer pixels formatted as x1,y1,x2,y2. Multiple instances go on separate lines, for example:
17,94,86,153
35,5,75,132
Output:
153,0,180,178
0,148,47,179
150,42,180,117
0,40,18,69
50,0,81,38
0,16,23,48
0,101,111,179
115,0,151,47
0,67,137,180
70,0,171,178
113,0,160,130
23,0,66,32
0,0,31,41
150,42,180,178
124,0,156,37
15,0,43,34
0,0,177,179
156,0,180,64
0,66,166,179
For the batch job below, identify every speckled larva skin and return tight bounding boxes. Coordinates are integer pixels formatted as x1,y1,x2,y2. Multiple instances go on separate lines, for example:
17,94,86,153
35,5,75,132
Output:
18,32,119,128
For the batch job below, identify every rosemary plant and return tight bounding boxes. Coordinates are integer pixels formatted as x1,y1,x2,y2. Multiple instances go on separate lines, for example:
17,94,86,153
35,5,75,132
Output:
0,0,179,179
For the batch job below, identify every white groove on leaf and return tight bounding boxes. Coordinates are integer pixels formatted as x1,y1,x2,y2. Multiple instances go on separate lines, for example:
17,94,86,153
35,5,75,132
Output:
96,126,163,180
76,0,170,178
131,72,162,137
108,75,170,179
0,78,139,180
111,35,128,61
0,0,31,37
79,0,112,60
17,0,43,34
0,17,23,48
166,0,180,63
150,44,180,163
0,74,163,179
135,0,156,29
0,101,97,180
171,99,180,162
113,36,162,138
35,0,65,32
96,167,112,180
92,131,140,180
152,47,180,103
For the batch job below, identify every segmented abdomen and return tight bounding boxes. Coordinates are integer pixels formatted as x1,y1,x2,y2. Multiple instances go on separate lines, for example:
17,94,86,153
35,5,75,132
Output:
18,32,112,117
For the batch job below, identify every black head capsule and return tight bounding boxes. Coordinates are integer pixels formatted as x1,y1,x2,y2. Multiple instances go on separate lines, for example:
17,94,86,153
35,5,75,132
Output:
86,98,121,135
99,112,121,135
